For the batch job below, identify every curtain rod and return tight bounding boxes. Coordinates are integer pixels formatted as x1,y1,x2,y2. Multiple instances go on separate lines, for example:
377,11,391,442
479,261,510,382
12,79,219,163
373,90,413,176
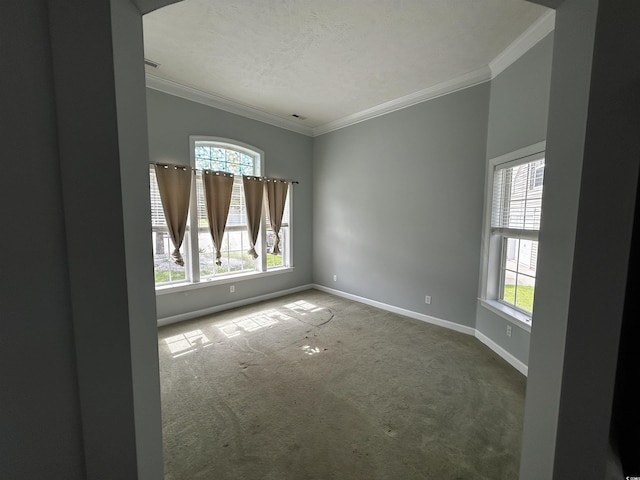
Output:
151,162,299,184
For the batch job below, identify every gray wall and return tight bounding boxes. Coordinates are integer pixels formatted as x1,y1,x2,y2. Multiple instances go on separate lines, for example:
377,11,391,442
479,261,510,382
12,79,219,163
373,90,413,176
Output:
313,85,490,328
146,89,314,320
476,33,554,366
486,33,554,160
519,1,598,476
1,2,85,478
49,0,164,477
522,0,640,478
2,0,166,478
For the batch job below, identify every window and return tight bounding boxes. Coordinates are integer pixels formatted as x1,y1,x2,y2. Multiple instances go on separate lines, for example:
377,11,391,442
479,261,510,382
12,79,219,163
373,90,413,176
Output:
480,143,545,325
193,142,259,278
529,162,544,189
150,137,292,288
150,167,187,284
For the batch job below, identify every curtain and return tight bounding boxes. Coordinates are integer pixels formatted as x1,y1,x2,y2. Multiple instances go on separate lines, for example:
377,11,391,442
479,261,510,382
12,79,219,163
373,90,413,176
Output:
203,171,234,266
154,163,192,266
242,176,264,259
266,179,289,255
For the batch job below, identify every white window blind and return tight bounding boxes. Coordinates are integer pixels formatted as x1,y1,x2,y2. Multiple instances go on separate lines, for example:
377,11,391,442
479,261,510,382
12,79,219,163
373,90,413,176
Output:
264,189,290,268
491,158,545,239
264,190,290,228
149,168,167,228
149,166,188,284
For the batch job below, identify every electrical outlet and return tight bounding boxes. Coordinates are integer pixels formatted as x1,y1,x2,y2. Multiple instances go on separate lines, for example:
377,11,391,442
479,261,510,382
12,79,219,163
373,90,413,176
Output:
506,325,512,337
425,295,431,304
333,275,337,282
230,285,235,293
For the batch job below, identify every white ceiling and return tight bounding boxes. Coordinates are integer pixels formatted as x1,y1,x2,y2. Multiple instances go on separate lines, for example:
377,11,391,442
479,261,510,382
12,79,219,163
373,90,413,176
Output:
143,0,552,136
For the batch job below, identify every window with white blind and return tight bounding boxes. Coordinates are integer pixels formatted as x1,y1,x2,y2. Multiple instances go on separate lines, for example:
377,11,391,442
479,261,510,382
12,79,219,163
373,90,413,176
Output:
491,155,544,314
150,137,292,288
150,167,186,284
479,143,546,326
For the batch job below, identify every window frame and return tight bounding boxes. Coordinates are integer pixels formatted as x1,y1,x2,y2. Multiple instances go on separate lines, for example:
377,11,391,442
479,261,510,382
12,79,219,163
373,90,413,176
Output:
498,236,539,315
151,136,293,293
149,166,189,285
478,141,546,330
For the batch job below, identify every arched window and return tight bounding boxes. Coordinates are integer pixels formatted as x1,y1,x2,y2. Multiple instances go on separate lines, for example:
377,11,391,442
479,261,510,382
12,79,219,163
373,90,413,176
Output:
150,137,291,287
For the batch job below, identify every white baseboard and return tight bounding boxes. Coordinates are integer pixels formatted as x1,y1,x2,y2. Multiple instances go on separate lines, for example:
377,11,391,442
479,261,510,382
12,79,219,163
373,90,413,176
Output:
157,284,314,327
314,284,528,376
312,284,475,336
475,330,528,376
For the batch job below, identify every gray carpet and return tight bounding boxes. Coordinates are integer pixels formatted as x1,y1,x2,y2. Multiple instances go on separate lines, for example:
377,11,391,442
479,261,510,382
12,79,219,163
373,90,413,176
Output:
158,289,525,479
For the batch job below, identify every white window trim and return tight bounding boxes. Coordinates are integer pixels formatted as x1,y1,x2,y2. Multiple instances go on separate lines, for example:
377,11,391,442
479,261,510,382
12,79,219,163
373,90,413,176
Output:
155,267,295,295
151,136,293,293
479,299,532,332
478,141,545,328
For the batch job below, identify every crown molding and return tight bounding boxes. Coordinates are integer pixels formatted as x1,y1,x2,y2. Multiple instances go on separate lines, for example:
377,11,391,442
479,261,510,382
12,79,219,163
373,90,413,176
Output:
146,10,555,138
314,10,555,136
145,73,315,137
489,9,555,78
312,66,492,136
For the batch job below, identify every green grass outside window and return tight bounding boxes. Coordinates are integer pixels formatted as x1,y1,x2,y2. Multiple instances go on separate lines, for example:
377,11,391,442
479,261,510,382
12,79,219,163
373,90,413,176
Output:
502,285,535,313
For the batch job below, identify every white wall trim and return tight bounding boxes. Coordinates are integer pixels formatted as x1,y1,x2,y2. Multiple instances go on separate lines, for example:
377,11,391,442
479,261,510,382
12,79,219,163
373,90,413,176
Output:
488,140,547,169
145,73,315,137
479,299,532,332
312,67,492,136
489,10,556,78
157,283,314,327
312,284,476,336
475,330,529,376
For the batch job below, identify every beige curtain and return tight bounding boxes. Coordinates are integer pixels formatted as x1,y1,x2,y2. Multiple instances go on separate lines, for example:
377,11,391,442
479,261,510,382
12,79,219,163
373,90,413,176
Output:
242,176,264,259
202,171,234,266
154,163,192,266
266,179,289,255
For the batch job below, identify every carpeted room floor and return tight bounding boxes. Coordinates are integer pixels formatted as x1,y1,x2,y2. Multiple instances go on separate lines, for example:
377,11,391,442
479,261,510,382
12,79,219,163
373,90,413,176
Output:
157,289,526,480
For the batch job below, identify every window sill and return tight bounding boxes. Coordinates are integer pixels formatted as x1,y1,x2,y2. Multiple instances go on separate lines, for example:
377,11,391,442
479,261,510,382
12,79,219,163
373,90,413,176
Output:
155,267,294,295
479,299,532,332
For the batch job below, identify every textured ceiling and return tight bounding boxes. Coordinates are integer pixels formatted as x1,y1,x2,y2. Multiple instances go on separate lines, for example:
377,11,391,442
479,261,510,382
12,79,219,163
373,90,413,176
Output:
143,0,550,130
